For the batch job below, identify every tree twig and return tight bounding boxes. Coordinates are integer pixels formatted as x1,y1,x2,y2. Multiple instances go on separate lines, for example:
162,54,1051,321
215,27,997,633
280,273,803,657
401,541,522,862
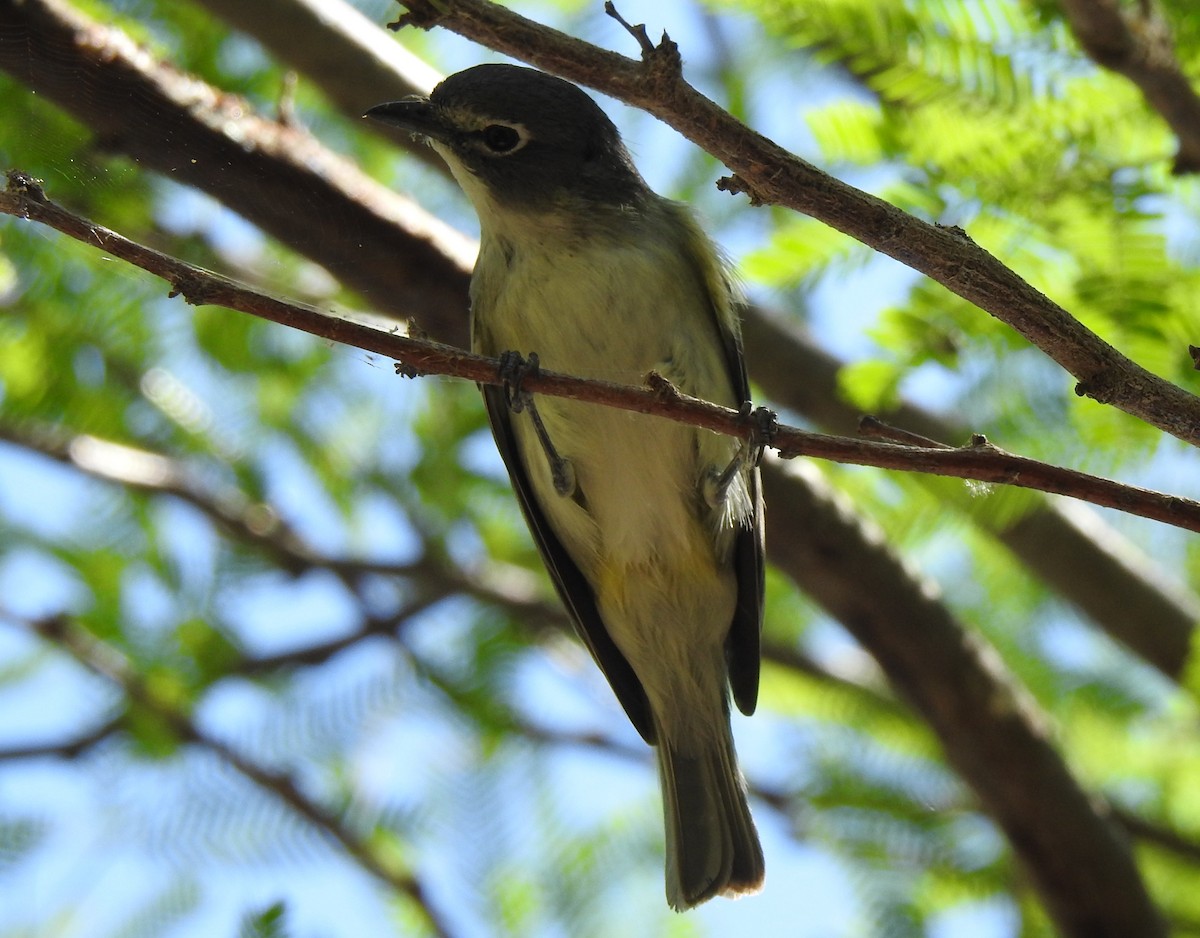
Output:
3,172,1198,535
1112,806,1200,865
0,715,123,762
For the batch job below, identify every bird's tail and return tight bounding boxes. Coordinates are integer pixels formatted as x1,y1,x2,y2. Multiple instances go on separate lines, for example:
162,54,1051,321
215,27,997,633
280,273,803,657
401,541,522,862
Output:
657,714,764,911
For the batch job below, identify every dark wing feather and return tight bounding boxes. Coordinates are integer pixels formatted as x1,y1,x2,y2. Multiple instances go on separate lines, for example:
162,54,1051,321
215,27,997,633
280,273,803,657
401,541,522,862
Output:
704,262,765,718
482,384,656,743
728,472,765,716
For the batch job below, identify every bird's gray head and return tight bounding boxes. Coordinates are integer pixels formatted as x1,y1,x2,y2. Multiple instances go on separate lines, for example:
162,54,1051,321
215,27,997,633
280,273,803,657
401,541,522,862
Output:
365,64,648,214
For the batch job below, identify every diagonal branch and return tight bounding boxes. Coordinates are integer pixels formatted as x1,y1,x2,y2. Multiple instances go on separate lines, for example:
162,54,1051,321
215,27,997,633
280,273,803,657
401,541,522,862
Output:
380,0,1200,449
762,459,1165,938
1060,0,1200,174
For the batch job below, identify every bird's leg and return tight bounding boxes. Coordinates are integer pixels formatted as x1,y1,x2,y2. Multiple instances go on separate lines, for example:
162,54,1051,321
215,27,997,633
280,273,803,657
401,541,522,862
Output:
498,351,578,499
705,404,777,508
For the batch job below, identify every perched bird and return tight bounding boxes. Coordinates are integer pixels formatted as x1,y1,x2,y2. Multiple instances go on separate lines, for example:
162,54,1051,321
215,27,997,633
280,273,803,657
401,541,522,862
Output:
367,64,764,910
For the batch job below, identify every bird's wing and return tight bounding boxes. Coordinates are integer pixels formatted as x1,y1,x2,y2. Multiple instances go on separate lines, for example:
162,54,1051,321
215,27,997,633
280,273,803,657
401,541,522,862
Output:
721,315,765,717
728,469,765,717
482,384,657,743
677,211,765,717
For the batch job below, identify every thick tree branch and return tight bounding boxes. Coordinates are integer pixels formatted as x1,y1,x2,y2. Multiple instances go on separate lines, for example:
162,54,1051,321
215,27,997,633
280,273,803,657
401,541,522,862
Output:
12,611,456,938
763,459,1164,938
0,0,475,333
189,0,450,172
380,0,1200,449
4,172,1198,536
1060,0,1200,174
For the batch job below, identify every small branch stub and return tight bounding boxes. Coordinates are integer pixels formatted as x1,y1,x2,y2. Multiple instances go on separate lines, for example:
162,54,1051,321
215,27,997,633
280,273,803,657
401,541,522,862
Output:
716,174,764,206
603,1,655,56
644,370,682,403
5,170,48,215
1074,369,1121,403
387,0,446,32
603,2,682,76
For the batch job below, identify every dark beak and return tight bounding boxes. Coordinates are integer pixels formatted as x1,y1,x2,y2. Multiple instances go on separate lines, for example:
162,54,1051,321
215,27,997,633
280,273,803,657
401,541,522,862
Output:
363,98,450,143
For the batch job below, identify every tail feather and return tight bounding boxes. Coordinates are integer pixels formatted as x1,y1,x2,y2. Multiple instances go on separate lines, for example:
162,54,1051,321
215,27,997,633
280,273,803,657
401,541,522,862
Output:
658,721,764,911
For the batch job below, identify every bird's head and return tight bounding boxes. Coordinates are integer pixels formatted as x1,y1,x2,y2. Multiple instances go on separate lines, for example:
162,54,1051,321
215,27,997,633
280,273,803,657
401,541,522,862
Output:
365,64,648,219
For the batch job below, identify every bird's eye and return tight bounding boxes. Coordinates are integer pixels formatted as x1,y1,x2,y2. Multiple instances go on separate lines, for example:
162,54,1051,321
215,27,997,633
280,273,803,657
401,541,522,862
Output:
481,124,521,153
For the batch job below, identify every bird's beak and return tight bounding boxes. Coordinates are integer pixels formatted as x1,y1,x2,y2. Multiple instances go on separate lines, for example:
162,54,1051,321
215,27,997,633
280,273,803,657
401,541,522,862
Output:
363,98,452,144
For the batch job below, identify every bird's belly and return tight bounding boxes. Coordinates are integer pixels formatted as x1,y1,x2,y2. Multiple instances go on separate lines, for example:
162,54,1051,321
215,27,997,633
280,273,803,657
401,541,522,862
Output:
478,238,737,568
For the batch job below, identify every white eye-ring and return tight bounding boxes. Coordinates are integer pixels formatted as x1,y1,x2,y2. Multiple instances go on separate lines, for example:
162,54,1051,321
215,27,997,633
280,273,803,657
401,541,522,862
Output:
478,122,528,155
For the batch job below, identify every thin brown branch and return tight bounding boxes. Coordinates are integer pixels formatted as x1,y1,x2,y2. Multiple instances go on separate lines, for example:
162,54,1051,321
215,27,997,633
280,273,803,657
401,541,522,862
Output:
0,420,327,575
513,702,1200,882
0,715,122,762
3,171,1197,535
381,0,1200,450
858,415,955,449
0,413,569,636
1112,806,1200,865
16,611,456,938
760,636,901,716
231,589,452,675
1060,0,1200,174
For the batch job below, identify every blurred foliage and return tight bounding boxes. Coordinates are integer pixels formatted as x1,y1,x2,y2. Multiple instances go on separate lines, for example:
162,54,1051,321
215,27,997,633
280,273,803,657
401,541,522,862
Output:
0,0,1199,937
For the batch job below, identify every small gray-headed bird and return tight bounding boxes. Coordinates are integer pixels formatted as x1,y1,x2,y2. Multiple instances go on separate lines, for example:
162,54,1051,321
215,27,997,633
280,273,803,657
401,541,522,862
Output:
367,64,764,909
